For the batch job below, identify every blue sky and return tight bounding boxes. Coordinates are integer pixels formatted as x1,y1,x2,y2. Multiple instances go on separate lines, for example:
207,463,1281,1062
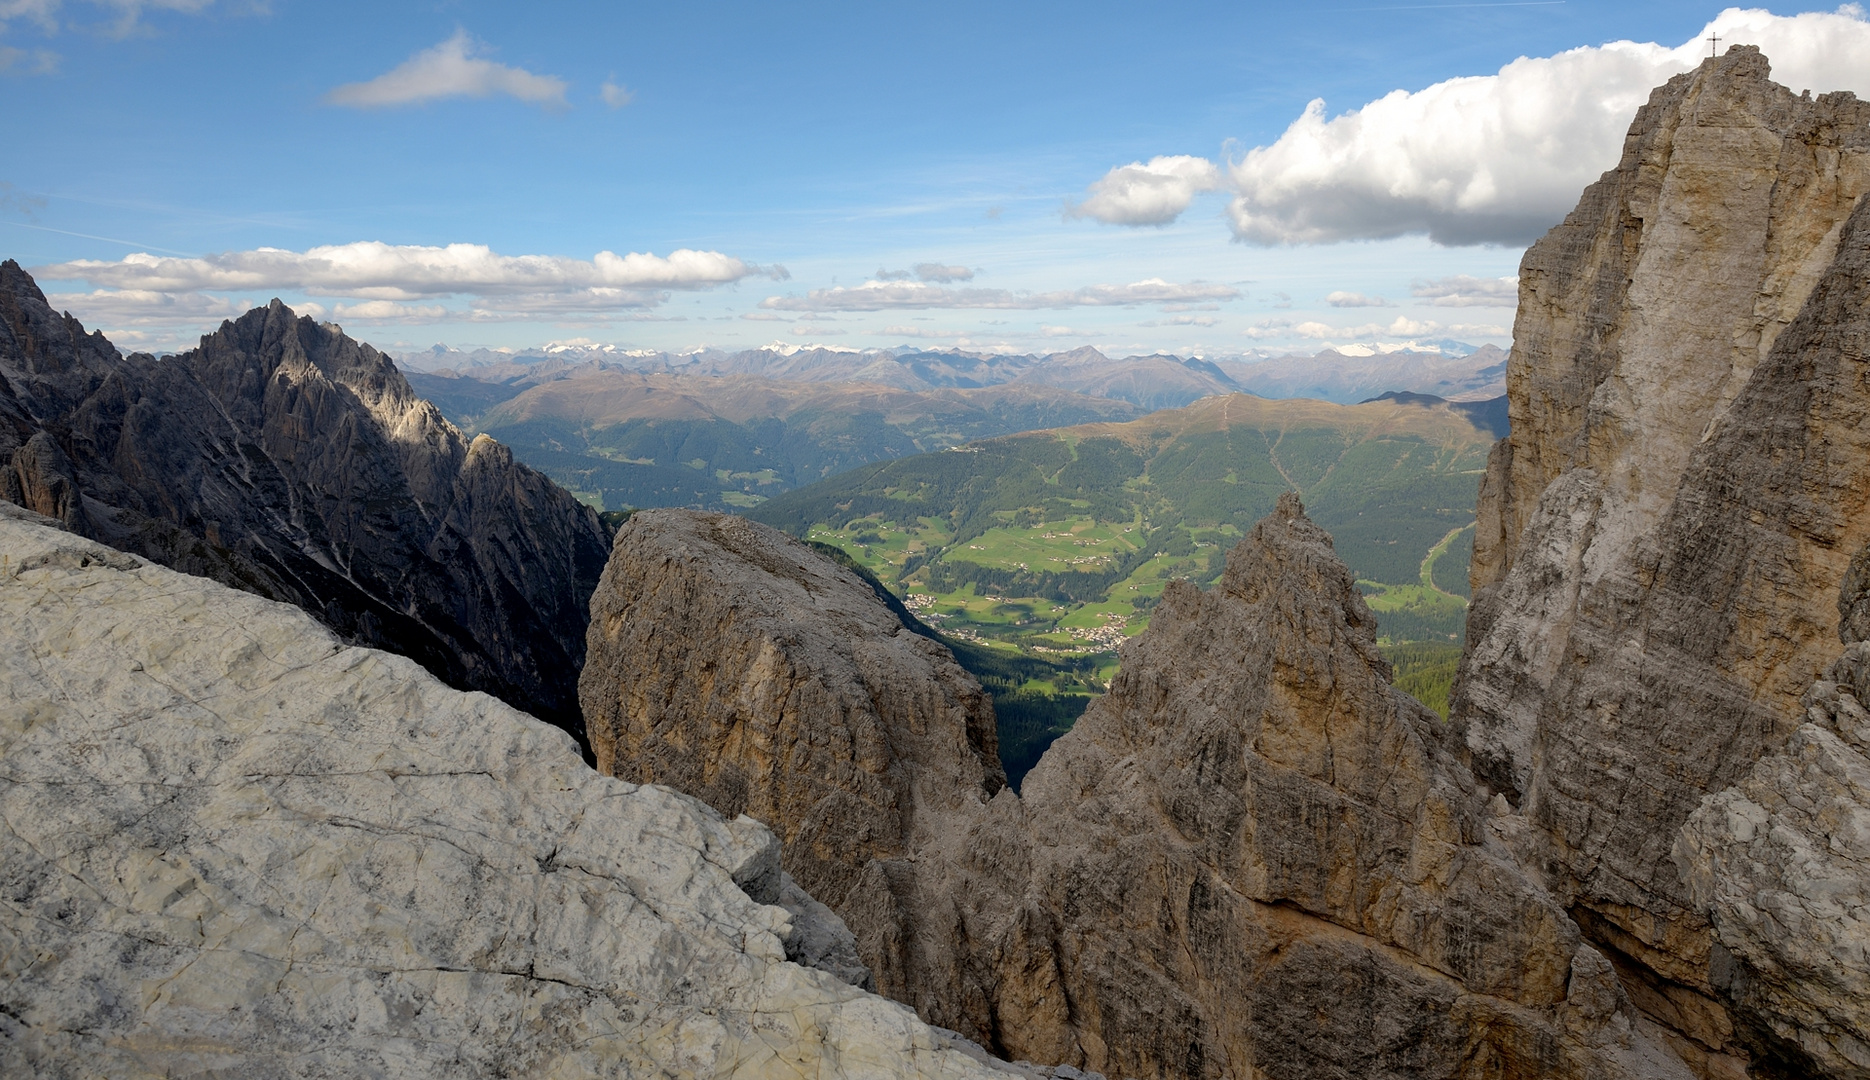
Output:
3,1,1867,356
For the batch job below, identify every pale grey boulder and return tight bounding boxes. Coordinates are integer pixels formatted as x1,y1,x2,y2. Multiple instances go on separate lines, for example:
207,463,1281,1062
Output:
0,500,1027,1080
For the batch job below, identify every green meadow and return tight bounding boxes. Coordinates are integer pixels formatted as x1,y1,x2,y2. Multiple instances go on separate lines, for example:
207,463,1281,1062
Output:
752,394,1498,780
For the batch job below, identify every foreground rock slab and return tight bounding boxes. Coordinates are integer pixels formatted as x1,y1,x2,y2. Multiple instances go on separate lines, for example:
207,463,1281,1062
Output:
0,502,1031,1080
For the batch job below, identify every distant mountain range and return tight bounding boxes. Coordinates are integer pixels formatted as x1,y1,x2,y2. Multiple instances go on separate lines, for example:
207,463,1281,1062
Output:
401,342,1508,513
400,341,1508,406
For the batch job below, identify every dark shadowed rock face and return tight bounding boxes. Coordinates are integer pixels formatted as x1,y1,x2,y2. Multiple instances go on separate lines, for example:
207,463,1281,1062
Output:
0,260,610,743
578,508,1005,1005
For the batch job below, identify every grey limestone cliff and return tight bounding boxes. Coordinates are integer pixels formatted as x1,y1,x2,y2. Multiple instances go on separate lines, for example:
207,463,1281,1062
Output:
1455,47,1870,1075
0,261,610,743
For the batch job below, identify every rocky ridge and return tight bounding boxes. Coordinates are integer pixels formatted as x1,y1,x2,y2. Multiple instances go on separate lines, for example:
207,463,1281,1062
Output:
0,262,611,742
0,499,1056,1080
581,497,1690,1078
1455,48,1870,1073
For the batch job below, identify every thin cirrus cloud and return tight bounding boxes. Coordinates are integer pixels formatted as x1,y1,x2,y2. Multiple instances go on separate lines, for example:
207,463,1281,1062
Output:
2,0,220,72
326,30,569,110
875,263,975,283
1244,316,1509,341
1067,155,1221,226
1412,274,1518,307
1078,8,1870,246
1325,291,1391,308
761,277,1238,313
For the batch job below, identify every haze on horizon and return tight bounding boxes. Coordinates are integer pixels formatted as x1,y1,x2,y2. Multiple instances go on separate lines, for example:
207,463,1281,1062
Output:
3,1,1868,358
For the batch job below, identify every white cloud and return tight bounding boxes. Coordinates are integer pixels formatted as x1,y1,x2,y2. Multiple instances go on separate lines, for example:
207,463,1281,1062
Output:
1,0,214,35
1141,315,1220,327
1085,8,1870,245
326,30,569,111
600,79,633,108
761,277,1238,312
1244,315,1507,342
0,45,56,74
1325,291,1390,308
1068,155,1222,226
882,325,970,339
1228,8,1870,245
44,288,246,326
914,263,973,283
1412,274,1518,307
37,241,761,300
331,300,451,324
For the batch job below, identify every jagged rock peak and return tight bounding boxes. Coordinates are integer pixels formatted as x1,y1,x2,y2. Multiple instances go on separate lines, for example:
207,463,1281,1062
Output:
1455,45,1870,1075
0,500,1043,1080
579,508,1005,1003
0,263,611,744
963,493,1681,1078
575,499,1689,1078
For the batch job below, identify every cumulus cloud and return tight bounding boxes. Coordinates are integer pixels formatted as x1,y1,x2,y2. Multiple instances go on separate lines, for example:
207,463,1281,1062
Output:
331,300,452,324
1068,155,1222,226
761,277,1238,312
1325,291,1390,308
326,31,569,110
1412,274,1518,307
600,79,633,108
38,241,762,300
1225,8,1870,245
1083,9,1870,244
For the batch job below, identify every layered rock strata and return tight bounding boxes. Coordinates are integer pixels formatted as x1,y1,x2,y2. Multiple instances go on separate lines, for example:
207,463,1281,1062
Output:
580,509,1006,1008
0,262,610,742
583,498,1694,1078
1676,640,1870,1079
1455,48,1870,1072
0,500,1051,1080
951,494,1686,1079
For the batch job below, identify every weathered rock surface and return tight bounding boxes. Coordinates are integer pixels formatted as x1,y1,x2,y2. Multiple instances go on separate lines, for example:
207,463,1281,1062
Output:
0,499,1046,1080
1676,642,1870,1079
1455,48,1870,1072
0,262,610,743
951,494,1686,1079
582,498,1696,1078
580,509,1005,1010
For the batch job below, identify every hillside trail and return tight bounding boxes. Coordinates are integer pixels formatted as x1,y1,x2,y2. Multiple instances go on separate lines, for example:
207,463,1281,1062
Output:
1419,522,1472,600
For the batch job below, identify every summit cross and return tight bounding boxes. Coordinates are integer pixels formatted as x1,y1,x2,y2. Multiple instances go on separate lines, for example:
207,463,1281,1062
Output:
1708,34,1721,56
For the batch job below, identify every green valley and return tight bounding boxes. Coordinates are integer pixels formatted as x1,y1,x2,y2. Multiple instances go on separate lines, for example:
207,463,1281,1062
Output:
750,392,1497,780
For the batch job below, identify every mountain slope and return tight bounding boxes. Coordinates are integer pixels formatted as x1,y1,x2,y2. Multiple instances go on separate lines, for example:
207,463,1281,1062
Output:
450,367,1145,511
0,261,611,745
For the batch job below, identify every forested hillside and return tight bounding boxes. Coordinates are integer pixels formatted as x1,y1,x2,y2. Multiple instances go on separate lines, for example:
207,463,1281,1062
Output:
751,391,1497,779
